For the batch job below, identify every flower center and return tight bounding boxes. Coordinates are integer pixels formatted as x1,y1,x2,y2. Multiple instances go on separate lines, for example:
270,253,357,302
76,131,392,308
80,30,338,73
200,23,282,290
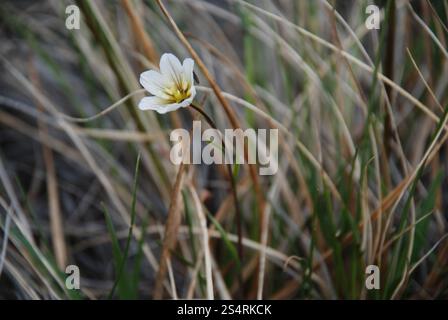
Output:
165,82,191,103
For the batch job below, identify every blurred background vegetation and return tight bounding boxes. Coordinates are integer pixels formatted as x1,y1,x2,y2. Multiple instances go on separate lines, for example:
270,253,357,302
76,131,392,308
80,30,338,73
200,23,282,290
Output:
0,0,448,299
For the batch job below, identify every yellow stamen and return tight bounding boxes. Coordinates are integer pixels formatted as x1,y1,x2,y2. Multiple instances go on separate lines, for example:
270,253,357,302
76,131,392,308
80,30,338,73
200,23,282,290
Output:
165,83,191,103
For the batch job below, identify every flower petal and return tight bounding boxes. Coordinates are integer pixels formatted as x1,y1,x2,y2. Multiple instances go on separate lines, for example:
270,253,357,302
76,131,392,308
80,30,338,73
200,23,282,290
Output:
182,58,194,84
138,96,190,114
160,53,183,85
138,96,168,111
156,103,185,114
139,70,170,99
186,85,196,104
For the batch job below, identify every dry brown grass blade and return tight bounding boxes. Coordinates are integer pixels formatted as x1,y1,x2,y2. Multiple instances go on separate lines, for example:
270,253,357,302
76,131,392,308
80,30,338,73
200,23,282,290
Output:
121,0,158,64
30,59,67,269
153,162,187,299
41,130,67,269
185,33,267,111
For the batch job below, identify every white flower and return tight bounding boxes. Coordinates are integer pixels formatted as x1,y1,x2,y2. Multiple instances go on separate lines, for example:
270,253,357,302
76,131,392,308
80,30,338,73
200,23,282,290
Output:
138,53,196,114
